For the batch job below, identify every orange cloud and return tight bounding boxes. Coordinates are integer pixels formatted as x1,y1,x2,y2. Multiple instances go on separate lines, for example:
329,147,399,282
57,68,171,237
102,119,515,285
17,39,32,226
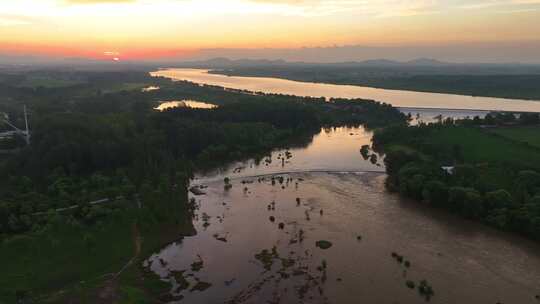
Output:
0,40,198,60
0,0,539,62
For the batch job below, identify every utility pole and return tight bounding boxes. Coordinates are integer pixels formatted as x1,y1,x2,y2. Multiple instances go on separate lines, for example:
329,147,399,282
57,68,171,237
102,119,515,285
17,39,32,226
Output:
1,105,30,146
23,105,30,145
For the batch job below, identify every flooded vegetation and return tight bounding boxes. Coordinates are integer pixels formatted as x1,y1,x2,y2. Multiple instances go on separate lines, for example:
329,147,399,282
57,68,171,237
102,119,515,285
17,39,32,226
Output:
146,127,540,304
195,126,384,183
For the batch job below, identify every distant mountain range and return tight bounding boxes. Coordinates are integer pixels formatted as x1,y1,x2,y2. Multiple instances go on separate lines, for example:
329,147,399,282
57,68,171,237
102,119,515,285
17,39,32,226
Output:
2,54,539,73
170,57,454,68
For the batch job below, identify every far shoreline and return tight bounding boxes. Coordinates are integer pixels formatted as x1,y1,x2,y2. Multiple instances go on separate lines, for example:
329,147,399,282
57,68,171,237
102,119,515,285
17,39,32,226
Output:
152,68,540,113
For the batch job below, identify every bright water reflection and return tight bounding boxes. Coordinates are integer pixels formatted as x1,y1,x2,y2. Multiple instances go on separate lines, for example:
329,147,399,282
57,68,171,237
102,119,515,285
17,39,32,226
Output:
155,100,218,111
142,85,160,92
152,68,540,112
195,126,383,184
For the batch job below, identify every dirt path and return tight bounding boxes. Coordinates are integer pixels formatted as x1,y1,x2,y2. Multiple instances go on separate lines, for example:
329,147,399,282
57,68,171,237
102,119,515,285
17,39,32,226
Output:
98,221,141,302
115,222,142,278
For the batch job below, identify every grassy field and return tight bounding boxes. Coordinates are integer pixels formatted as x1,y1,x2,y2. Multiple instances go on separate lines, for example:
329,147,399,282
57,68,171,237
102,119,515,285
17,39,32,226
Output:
0,200,194,304
490,126,540,149
101,83,150,94
428,126,540,169
42,221,193,304
0,210,135,303
381,126,540,191
16,76,86,88
385,126,540,169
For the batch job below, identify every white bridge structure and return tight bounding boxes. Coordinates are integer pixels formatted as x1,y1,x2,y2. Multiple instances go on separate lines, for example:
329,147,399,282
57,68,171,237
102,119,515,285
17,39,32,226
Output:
0,105,30,146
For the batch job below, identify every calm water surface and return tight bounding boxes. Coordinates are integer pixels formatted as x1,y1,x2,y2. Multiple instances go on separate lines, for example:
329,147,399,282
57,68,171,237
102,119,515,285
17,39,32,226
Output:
151,68,540,112
155,100,218,111
146,127,540,304
142,85,160,92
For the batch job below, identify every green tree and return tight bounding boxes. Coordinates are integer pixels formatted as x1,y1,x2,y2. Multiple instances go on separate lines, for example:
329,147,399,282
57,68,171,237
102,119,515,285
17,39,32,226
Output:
485,189,513,210
462,189,484,219
422,180,448,206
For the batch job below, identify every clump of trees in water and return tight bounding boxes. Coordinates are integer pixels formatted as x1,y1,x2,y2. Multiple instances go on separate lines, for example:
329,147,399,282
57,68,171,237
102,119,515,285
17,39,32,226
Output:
373,114,540,241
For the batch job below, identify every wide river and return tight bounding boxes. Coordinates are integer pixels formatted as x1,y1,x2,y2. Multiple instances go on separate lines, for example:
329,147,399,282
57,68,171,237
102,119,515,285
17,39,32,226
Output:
146,126,540,304
151,68,540,112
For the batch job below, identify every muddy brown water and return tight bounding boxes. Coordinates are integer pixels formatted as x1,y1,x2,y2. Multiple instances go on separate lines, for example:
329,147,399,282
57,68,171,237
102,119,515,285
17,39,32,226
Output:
146,127,540,304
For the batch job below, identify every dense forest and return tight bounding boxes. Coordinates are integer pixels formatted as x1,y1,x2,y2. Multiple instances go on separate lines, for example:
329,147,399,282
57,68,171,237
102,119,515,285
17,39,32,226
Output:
0,68,406,303
373,112,540,240
0,70,406,234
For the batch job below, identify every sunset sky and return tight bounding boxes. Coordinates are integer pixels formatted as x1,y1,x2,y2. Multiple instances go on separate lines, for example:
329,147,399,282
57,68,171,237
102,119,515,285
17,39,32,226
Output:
1,0,540,62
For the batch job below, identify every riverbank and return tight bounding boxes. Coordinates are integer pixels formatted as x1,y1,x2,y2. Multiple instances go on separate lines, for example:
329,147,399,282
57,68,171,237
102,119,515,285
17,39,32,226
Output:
0,196,196,304
209,67,540,101
373,117,540,242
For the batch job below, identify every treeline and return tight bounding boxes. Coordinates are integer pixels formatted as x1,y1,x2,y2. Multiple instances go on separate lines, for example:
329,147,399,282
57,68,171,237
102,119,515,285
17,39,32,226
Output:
462,112,540,126
373,114,540,240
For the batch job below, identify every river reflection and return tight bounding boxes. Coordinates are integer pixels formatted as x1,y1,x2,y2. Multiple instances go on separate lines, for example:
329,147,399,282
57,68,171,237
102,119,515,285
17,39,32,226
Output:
151,68,540,112
155,100,218,111
146,127,540,304
195,126,383,184
142,85,160,92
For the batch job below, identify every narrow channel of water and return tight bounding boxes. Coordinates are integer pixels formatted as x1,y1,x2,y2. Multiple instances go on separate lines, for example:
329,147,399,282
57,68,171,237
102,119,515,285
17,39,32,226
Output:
146,127,540,304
